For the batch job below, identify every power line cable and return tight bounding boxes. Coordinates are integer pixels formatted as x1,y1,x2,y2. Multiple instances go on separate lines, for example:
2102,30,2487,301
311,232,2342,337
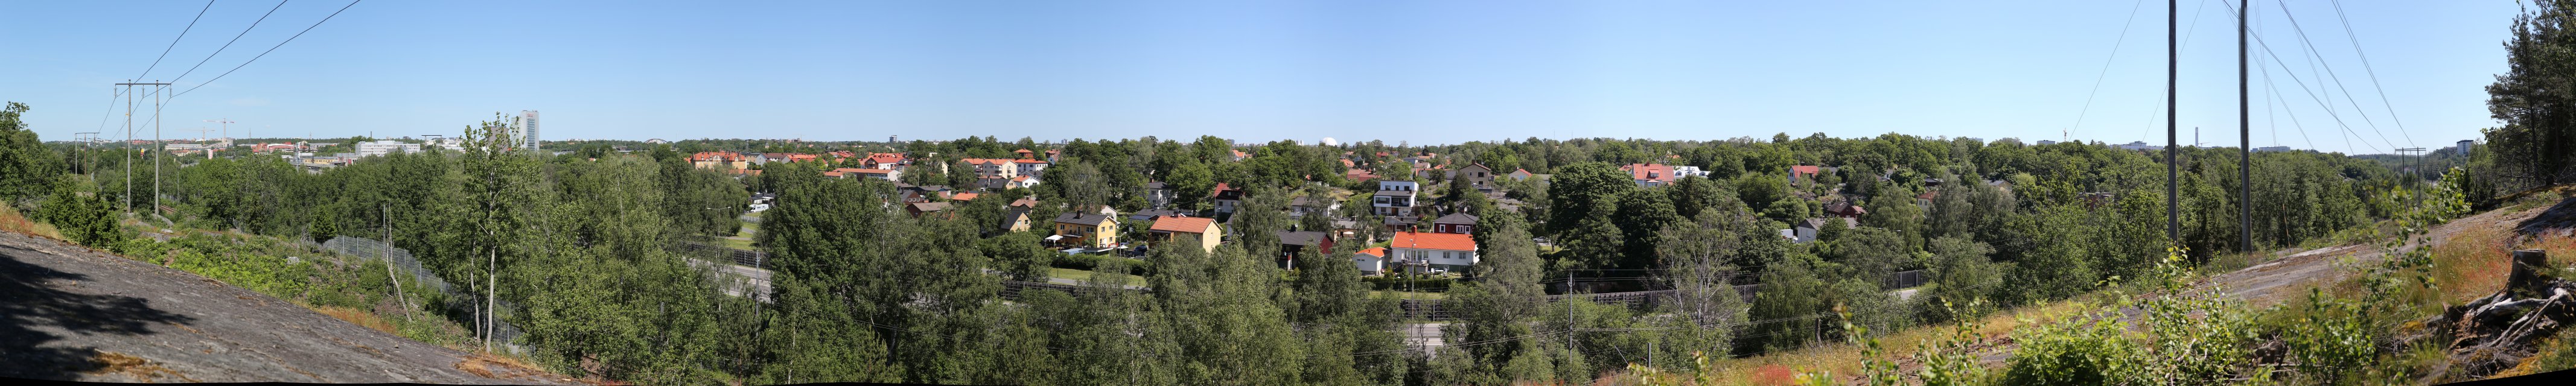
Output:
2266,0,2400,151
138,0,219,80
176,0,362,99
168,0,289,84
2067,0,2152,138
2226,4,2380,154
2323,0,2414,146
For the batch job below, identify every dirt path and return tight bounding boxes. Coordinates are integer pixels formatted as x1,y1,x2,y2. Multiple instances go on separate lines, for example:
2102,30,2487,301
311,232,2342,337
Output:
0,231,571,384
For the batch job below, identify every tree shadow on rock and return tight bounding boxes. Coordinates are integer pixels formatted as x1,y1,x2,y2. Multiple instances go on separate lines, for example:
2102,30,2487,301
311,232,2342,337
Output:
0,242,196,381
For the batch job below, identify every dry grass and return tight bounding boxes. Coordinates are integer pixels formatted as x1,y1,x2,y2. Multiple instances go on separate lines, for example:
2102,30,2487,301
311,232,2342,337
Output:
456,352,564,382
0,206,65,240
314,305,399,335
2432,223,2515,303
1644,299,2088,385
86,350,199,382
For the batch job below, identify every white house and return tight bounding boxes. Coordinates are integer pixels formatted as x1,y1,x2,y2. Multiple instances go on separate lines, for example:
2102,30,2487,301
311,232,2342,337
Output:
1388,231,1476,274
1371,180,1419,217
1015,159,1049,179
1354,247,1388,275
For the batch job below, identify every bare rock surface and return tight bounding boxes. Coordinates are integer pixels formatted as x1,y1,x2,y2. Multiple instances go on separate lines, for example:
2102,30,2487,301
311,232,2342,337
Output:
0,231,569,384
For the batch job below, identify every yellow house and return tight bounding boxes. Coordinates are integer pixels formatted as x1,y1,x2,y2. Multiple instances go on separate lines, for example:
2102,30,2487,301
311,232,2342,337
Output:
1050,213,1118,248
1147,215,1223,252
998,209,1033,233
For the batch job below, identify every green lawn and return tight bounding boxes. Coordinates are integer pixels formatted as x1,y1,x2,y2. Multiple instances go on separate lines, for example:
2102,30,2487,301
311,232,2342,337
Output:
1049,267,1147,287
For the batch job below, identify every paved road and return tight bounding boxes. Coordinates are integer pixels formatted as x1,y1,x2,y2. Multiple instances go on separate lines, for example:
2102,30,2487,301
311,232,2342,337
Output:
687,258,772,303
0,232,569,384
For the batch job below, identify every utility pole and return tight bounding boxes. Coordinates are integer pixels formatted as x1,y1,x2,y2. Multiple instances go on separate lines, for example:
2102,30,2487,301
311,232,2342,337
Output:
115,81,167,214
2240,0,2254,253
2166,0,2179,245
155,82,164,219
2396,147,2426,211
74,133,98,176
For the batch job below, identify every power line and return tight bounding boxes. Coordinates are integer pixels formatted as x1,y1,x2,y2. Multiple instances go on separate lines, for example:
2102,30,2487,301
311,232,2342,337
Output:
2067,0,2152,138
174,0,363,99
2323,0,2414,146
2265,0,2402,151
168,0,289,84
2225,1,2380,154
138,0,219,80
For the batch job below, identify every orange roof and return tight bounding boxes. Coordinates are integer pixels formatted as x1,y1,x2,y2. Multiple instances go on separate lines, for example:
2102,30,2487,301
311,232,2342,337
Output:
1357,247,1386,258
949,192,981,201
689,151,743,162
1790,165,1822,177
1009,197,1039,207
1149,216,1217,234
1621,163,1676,182
1390,232,1475,252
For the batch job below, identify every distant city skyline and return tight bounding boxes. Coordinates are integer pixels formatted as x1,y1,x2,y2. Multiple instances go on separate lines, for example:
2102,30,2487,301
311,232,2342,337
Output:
0,1,2523,154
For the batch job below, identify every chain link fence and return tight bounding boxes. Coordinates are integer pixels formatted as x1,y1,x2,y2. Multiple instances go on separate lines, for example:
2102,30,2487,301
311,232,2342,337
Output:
320,236,524,345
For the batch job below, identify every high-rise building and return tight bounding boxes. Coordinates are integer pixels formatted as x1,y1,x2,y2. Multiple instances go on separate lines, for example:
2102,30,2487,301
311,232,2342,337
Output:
520,110,541,151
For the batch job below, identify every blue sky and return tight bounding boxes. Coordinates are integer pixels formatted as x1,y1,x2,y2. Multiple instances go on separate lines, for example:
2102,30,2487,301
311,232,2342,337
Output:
0,1,2522,154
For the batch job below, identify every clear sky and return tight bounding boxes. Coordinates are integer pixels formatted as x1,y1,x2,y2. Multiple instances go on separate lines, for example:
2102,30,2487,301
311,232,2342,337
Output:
0,1,2523,154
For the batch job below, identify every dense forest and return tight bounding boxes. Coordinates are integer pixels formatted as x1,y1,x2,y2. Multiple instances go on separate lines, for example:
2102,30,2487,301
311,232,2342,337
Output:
1,1,2570,384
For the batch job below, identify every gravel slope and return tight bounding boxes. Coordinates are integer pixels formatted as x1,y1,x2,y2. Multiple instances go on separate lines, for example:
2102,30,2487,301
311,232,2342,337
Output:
0,231,569,384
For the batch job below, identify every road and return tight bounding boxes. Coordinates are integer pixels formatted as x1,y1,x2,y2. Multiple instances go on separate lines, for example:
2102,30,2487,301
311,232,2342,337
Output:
686,258,772,303
0,231,569,384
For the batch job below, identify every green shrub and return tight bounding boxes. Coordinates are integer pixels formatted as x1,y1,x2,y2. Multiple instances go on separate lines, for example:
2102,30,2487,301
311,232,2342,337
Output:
1364,276,1451,291
34,185,124,247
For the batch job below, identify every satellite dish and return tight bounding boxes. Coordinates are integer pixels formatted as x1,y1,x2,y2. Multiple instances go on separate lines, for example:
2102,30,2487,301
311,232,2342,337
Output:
1320,137,1339,147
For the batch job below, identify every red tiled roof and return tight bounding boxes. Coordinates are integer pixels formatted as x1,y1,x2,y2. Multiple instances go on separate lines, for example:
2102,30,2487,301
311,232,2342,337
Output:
1009,197,1039,207
1390,232,1475,252
1356,247,1386,258
1345,169,1380,181
866,153,906,165
1150,216,1217,234
1790,165,1822,177
689,151,743,162
949,192,981,201
1210,182,1235,197
1621,163,1676,182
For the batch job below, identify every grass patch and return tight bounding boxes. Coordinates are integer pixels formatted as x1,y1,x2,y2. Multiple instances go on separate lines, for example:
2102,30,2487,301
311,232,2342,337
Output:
317,305,399,335
1688,298,2089,382
0,206,65,241
2434,219,2517,303
1050,267,1146,287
